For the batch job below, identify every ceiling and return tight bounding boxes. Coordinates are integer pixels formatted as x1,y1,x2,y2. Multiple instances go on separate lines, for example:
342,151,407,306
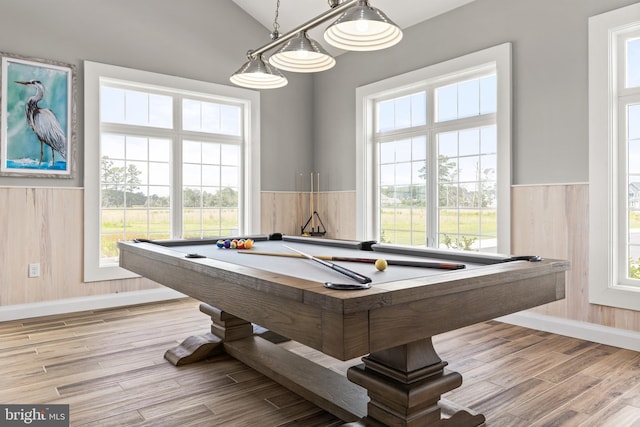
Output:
231,0,476,55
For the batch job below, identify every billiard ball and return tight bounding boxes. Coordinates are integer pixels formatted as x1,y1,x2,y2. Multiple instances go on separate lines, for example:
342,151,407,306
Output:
375,259,388,271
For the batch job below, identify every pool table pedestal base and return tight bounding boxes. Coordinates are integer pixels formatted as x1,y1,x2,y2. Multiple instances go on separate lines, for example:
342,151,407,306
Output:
347,339,485,426
167,303,484,426
164,303,253,366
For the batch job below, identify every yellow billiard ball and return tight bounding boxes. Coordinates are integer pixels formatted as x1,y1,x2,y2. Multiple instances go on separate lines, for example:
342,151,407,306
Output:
375,258,388,271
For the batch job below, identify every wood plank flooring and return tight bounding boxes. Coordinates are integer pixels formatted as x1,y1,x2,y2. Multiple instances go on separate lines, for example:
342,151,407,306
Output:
1,298,640,426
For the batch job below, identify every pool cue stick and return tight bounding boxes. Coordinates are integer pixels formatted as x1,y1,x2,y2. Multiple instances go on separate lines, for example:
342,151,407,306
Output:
239,250,466,270
316,172,320,233
283,245,372,284
310,172,315,232
297,173,303,233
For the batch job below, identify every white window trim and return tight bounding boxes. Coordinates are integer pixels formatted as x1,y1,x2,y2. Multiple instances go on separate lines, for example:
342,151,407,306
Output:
355,43,512,254
589,3,640,309
84,61,260,282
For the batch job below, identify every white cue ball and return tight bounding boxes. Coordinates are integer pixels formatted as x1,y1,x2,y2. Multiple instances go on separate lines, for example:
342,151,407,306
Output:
375,258,388,271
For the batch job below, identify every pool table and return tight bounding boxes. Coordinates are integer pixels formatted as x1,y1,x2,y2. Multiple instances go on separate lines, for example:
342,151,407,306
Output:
118,234,569,426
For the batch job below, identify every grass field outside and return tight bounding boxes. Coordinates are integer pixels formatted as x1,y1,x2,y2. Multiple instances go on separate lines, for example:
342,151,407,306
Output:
100,208,239,258
380,207,497,250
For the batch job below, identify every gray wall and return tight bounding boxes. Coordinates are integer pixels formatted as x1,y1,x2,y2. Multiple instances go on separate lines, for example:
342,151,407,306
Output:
313,0,640,190
0,0,313,190
2,0,639,192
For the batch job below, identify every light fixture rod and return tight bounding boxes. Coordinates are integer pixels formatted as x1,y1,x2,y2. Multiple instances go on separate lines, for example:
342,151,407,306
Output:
248,0,359,59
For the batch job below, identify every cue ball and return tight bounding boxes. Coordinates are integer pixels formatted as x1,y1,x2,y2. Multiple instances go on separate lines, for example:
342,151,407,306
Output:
375,259,388,271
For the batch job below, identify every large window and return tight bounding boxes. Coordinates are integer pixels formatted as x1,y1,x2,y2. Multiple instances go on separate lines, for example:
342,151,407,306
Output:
590,3,640,309
84,62,260,281
356,44,511,254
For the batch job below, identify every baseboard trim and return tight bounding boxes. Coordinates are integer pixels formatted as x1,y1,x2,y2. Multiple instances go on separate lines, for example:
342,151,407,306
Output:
0,288,186,322
497,311,640,352
4,293,640,352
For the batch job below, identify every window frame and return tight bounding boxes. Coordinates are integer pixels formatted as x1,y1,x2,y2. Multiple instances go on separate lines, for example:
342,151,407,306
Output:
84,61,260,282
589,3,640,309
355,43,512,254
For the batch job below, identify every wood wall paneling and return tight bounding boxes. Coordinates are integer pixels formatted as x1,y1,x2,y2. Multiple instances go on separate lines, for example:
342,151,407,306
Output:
0,188,161,307
4,185,640,339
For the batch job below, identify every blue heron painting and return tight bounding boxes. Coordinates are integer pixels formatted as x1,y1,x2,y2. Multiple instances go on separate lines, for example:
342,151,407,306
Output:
15,80,67,166
2,56,72,175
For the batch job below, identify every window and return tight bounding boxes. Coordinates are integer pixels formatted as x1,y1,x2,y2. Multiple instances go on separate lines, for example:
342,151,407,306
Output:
84,62,260,281
356,44,511,254
589,3,640,309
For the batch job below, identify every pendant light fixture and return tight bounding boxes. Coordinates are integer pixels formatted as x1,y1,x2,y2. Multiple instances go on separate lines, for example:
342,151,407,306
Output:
269,31,336,73
229,55,288,89
230,0,402,89
324,0,403,51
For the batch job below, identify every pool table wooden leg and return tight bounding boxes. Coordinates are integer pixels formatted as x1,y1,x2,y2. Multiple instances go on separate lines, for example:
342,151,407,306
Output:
164,303,253,366
347,337,485,427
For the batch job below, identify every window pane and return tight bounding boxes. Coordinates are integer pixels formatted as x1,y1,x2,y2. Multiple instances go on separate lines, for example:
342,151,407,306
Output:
148,186,170,207
184,188,202,208
202,143,220,164
220,105,241,135
438,132,458,157
149,139,170,162
436,84,457,122
411,92,427,127
149,94,173,128
149,162,170,185
221,145,240,165
458,79,480,118
183,99,241,135
629,140,640,175
394,96,411,129
183,140,201,163
458,156,480,182
377,100,394,132
630,99,640,280
126,137,147,161
480,75,497,114
627,38,640,88
375,91,426,132
183,163,201,186
629,104,640,141
459,129,480,156
380,164,395,186
202,165,220,186
378,136,428,246
481,126,497,153
221,166,238,187
125,91,148,126
101,86,172,128
183,99,201,131
436,75,496,122
183,140,241,238
101,87,125,123
101,134,125,159
436,127,497,251
100,133,170,258
394,139,412,163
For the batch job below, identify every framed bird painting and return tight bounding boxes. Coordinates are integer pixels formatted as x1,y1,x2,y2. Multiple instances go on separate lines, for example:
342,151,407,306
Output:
0,52,76,178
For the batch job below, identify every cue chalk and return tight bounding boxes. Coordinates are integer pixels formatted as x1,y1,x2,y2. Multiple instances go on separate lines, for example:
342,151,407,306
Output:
185,253,206,259
283,245,372,285
324,282,371,290
502,255,543,262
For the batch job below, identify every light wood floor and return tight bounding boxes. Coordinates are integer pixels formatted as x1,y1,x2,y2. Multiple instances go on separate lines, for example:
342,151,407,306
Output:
2,298,640,426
